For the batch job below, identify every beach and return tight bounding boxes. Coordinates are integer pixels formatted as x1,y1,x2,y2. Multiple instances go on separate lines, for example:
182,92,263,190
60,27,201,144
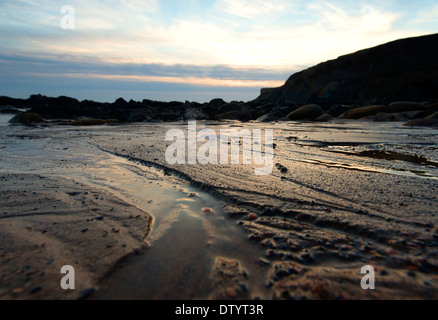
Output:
1,118,437,299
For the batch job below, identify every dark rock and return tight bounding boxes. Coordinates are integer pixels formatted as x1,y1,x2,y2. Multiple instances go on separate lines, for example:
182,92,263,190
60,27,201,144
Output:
9,113,45,125
256,113,275,122
114,97,128,107
30,286,42,294
184,107,206,120
339,105,390,119
287,104,323,120
364,112,410,122
0,96,27,108
216,110,239,120
404,119,438,127
237,106,252,121
218,102,241,114
159,112,181,122
411,102,438,119
254,33,438,105
389,101,426,112
327,105,357,117
315,113,333,122
209,98,226,107
127,108,153,122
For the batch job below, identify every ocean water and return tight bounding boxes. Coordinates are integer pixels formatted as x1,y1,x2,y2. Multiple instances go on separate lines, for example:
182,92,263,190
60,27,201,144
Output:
0,113,15,126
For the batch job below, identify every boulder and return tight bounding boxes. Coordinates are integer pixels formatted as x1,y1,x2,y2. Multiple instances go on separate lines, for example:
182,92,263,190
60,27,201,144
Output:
237,106,252,122
411,102,438,119
256,113,276,123
315,113,333,122
389,101,426,113
287,104,323,120
114,98,128,107
339,105,390,120
404,119,438,127
209,98,226,107
364,113,410,122
327,105,357,118
216,105,252,122
9,113,45,125
217,102,242,115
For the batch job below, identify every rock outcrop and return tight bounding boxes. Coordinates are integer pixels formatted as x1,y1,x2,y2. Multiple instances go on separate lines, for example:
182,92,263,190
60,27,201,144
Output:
254,33,438,106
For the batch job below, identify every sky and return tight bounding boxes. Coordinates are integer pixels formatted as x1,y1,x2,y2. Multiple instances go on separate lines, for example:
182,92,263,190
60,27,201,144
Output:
0,0,437,103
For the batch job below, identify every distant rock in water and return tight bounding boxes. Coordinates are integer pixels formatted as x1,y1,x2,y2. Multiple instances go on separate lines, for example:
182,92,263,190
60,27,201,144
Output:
255,33,438,105
9,113,45,125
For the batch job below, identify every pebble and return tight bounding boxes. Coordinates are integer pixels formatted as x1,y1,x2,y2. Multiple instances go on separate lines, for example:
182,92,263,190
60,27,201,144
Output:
11,288,24,295
202,208,213,215
248,213,257,220
30,286,42,295
226,287,237,299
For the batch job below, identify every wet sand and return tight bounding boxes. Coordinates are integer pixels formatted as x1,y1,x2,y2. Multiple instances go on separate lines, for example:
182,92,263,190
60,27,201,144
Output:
0,173,151,300
1,119,438,299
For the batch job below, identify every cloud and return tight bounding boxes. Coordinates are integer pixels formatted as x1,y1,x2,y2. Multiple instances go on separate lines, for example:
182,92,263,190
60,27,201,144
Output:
412,4,438,24
214,0,288,19
23,72,284,88
0,53,289,87
120,0,159,13
309,2,398,33
0,0,424,69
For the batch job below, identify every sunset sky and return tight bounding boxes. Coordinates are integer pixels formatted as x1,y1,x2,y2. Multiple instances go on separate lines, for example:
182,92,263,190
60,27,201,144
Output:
0,0,437,102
